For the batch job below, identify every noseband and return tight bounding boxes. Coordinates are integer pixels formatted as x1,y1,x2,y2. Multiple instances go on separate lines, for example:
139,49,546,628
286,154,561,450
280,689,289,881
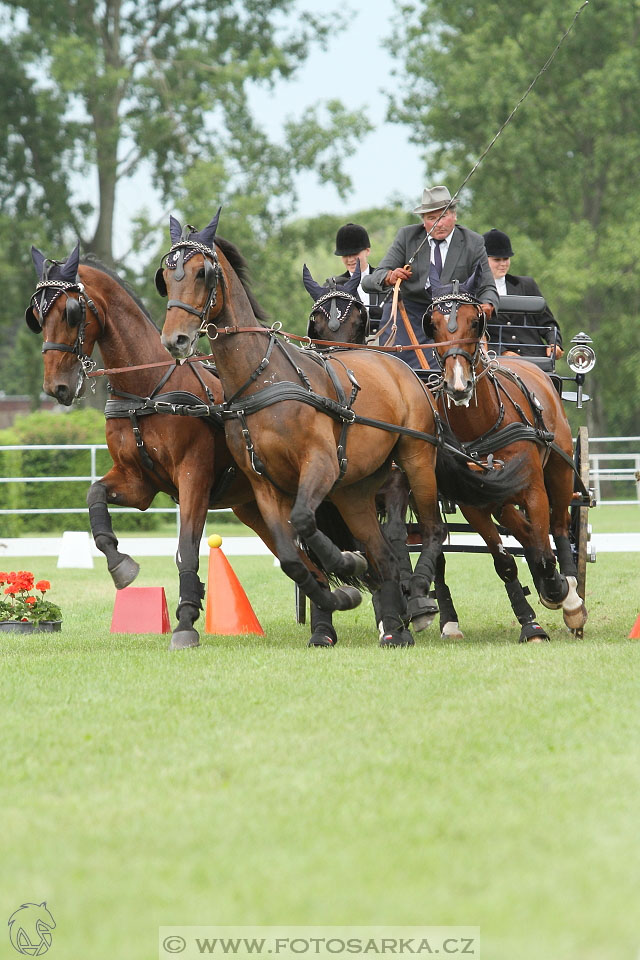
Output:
160,233,222,334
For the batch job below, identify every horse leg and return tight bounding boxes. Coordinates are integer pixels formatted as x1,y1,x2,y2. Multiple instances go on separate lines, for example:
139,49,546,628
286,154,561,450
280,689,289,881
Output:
462,505,549,643
168,477,214,650
393,439,445,634
434,552,463,639
500,495,570,614
87,470,143,589
331,486,413,647
546,459,587,630
251,483,361,615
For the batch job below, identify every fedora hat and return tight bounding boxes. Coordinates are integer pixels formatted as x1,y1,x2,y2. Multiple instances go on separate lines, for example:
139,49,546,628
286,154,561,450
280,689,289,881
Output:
483,228,514,258
413,185,457,215
334,223,370,256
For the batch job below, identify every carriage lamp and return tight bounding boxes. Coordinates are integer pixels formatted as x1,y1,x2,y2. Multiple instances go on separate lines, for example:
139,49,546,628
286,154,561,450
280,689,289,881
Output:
567,332,596,374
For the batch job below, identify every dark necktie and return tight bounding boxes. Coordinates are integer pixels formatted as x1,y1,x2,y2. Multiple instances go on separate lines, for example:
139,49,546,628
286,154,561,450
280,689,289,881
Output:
432,238,444,277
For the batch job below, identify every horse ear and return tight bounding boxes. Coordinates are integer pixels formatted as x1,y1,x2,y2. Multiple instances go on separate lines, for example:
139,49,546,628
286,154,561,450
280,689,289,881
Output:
31,246,46,279
343,262,361,296
169,215,182,244
155,267,167,297
24,306,41,333
61,242,80,282
302,264,326,301
196,207,222,250
460,261,483,295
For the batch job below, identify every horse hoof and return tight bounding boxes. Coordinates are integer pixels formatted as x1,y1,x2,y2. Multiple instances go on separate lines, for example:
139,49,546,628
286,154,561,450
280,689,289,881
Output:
344,551,368,576
441,620,464,639
333,586,361,610
563,602,587,631
412,613,436,632
110,556,140,590
170,630,200,650
407,595,438,631
380,628,415,648
308,631,337,648
538,595,563,611
519,622,550,643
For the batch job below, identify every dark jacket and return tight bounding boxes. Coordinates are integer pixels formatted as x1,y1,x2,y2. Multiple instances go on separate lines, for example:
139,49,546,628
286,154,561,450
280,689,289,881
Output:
488,273,562,357
362,223,499,313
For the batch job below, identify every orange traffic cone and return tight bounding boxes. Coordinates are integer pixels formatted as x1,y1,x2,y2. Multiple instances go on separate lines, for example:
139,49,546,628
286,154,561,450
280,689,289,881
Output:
111,586,171,634
629,613,640,639
204,534,265,636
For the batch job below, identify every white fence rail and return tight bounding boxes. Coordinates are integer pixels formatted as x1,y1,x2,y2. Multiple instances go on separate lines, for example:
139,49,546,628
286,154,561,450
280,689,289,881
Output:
0,440,639,530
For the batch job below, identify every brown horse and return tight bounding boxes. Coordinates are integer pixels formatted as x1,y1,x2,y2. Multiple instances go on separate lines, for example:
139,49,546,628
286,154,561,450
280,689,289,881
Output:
25,243,279,649
424,265,587,640
156,212,527,646
302,263,463,638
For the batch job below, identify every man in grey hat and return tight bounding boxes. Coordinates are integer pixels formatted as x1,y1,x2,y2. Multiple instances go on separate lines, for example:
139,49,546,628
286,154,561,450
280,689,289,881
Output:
362,186,498,370
483,228,563,361
332,222,383,323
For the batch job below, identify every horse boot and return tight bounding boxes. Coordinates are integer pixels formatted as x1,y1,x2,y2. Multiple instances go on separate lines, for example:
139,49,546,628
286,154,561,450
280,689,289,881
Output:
376,580,414,648
308,603,338,648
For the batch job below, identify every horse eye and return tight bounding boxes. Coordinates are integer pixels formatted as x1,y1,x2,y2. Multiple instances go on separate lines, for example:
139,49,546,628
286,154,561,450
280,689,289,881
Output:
196,267,205,279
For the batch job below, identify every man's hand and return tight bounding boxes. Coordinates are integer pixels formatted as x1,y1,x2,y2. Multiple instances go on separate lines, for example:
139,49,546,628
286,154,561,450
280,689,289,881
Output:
385,266,412,286
546,344,564,358
480,302,494,318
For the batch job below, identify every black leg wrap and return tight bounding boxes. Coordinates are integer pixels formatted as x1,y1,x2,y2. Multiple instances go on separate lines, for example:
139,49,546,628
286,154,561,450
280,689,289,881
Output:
539,557,569,605
295,569,337,611
504,578,537,625
176,571,205,619
378,580,414,647
309,603,337,648
554,534,578,578
302,529,347,573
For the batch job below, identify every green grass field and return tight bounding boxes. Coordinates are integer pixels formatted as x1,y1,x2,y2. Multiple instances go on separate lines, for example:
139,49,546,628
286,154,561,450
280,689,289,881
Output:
1,544,639,960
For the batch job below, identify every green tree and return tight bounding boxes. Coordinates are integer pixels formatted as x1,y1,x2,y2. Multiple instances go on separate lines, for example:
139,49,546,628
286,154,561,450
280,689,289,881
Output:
389,0,640,436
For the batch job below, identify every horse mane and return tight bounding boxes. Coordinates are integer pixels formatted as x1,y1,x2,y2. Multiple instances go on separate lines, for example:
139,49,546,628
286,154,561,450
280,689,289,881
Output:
80,254,160,331
214,236,269,322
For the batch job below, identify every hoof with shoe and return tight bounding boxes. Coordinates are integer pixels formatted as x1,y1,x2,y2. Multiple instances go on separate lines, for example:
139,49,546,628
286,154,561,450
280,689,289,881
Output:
343,550,368,576
519,622,549,643
441,620,464,639
170,629,200,650
562,577,587,630
110,555,140,590
380,628,415,648
308,631,337,648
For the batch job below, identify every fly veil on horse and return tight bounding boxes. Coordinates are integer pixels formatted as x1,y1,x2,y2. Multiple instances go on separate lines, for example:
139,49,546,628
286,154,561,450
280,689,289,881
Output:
424,263,587,640
156,211,527,646
24,242,282,649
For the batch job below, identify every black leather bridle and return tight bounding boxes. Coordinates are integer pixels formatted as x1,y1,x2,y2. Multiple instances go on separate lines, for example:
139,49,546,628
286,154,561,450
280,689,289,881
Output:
25,275,103,377
307,282,368,340
424,282,486,372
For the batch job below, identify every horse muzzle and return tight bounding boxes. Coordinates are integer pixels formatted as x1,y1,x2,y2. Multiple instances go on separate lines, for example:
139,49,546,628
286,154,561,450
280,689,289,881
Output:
161,328,197,359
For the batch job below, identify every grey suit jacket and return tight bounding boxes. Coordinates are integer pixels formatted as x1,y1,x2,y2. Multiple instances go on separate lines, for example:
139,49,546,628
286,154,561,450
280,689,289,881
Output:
362,223,499,312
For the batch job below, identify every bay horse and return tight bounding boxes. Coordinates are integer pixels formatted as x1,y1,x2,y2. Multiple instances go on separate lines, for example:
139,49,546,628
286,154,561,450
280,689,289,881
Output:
302,264,463,639
25,243,279,649
424,265,587,640
156,211,527,646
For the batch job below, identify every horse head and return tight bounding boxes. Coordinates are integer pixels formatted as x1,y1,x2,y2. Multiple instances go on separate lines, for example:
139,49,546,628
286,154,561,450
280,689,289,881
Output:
424,261,487,406
25,244,104,405
302,263,368,343
157,210,224,358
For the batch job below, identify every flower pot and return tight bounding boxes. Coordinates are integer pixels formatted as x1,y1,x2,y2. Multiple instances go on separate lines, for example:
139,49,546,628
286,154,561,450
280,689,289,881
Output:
0,620,62,634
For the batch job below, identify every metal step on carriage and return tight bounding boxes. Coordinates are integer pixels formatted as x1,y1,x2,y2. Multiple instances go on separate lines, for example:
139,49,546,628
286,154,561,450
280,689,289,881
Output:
295,295,597,638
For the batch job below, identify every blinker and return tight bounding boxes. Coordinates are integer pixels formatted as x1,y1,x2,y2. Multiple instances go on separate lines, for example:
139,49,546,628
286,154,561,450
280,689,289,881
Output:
65,297,83,327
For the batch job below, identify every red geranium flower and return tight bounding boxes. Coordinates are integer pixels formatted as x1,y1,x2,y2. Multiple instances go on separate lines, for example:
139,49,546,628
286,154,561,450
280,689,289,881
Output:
25,596,36,605
4,585,19,595
36,580,51,593
0,572,8,585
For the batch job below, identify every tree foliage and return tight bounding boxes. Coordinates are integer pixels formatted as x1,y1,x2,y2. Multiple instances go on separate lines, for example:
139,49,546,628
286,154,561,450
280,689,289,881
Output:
389,0,640,435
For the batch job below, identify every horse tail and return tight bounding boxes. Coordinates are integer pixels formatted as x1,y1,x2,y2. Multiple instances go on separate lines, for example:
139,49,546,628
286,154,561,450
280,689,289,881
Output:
436,432,529,508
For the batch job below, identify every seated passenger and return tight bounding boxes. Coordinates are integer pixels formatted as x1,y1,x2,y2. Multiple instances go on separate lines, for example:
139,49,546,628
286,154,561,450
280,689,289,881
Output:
483,228,563,360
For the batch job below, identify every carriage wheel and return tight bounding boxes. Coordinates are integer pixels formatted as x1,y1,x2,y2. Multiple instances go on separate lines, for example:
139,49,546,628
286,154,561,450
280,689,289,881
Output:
569,427,592,639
